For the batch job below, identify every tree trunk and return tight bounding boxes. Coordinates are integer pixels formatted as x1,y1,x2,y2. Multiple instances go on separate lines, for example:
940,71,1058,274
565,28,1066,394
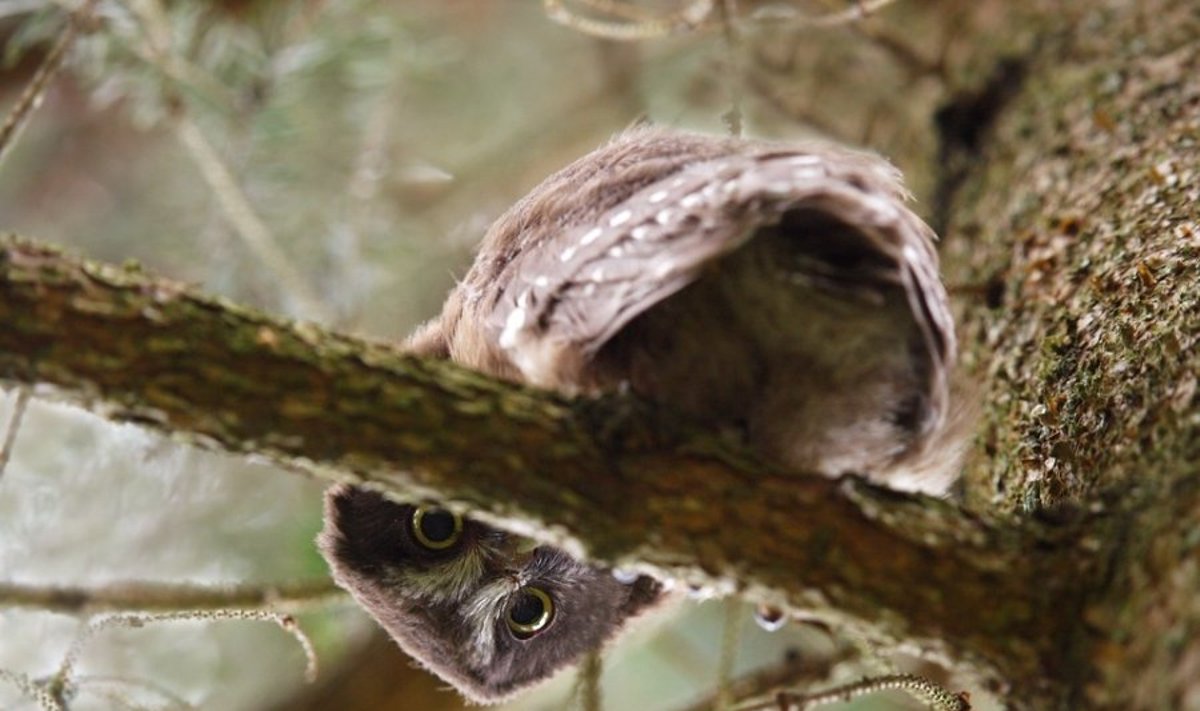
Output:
941,0,1200,707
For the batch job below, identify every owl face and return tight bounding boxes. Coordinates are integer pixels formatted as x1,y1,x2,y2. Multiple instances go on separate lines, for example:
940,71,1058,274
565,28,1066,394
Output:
319,484,664,703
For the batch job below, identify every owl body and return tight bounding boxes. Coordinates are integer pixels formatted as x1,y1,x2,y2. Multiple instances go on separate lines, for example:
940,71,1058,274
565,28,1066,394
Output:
321,127,956,703
437,127,952,486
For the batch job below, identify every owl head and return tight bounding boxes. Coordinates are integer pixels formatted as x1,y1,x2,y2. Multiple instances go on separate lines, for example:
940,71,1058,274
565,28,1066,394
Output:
319,484,665,703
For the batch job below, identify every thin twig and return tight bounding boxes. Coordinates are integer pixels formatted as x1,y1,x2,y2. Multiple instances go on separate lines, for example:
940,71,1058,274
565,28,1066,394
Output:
717,0,743,137
847,20,947,80
730,673,970,711
0,578,347,614
0,387,30,484
0,1,50,21
741,69,841,139
174,113,331,321
0,0,97,170
0,668,61,711
748,0,901,29
120,0,330,321
573,0,664,23
545,0,903,41
119,0,240,111
543,0,714,41
49,609,320,700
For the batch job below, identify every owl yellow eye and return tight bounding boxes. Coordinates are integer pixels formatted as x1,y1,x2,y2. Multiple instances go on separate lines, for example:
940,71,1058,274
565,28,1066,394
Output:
506,586,554,638
410,507,462,550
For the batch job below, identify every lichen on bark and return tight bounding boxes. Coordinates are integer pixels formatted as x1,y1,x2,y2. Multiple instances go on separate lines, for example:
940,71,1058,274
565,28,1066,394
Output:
941,0,1200,706
946,0,1200,514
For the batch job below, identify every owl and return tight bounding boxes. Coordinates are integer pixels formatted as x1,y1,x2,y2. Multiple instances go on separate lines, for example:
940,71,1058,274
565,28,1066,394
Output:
319,126,955,703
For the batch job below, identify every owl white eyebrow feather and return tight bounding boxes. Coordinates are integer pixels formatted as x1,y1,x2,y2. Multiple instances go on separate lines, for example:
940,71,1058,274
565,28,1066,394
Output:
384,544,490,604
464,576,522,667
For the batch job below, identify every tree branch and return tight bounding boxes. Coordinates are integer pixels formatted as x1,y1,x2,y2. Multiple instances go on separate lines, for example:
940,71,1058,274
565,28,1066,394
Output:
0,579,344,614
0,233,1087,702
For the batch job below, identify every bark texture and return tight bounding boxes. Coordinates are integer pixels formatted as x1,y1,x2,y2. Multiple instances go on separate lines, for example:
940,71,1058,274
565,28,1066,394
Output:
942,0,1200,707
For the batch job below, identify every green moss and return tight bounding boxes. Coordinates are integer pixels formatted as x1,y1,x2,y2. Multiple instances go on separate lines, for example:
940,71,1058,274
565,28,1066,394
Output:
946,0,1200,514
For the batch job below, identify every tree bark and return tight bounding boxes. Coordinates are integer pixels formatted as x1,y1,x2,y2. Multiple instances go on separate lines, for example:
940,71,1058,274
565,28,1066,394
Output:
0,234,1075,704
940,0,1200,707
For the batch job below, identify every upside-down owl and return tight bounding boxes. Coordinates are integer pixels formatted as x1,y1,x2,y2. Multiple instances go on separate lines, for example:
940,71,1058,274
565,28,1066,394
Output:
319,126,956,703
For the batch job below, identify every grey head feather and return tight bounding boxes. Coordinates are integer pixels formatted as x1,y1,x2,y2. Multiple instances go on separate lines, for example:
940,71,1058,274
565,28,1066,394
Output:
319,486,665,704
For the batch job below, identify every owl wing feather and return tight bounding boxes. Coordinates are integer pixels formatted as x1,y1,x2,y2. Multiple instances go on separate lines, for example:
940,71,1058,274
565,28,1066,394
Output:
488,145,954,430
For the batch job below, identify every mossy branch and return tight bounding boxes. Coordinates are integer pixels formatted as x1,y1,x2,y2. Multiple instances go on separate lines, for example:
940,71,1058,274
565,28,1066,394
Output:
1,233,1083,701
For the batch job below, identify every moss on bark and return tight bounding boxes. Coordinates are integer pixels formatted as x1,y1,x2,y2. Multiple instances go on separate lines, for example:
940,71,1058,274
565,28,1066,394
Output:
942,0,1200,705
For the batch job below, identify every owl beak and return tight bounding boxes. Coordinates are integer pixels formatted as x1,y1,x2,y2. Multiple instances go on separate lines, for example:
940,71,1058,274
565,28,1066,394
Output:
500,537,540,577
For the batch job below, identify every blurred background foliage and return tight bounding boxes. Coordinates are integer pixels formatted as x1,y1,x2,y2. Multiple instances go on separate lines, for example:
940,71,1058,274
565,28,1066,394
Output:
0,1,1004,709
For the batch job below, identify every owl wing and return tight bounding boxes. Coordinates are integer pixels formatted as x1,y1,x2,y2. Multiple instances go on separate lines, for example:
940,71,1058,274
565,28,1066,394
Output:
488,146,953,418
